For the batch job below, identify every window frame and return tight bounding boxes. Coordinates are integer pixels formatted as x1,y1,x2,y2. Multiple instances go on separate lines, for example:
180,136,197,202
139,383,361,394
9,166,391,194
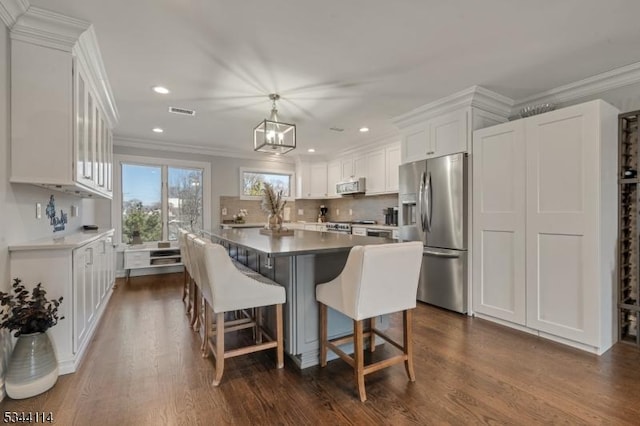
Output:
113,154,211,245
239,167,295,201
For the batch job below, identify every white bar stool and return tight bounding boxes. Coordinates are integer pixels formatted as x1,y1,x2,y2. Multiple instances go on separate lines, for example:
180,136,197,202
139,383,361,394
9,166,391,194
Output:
197,241,285,386
315,241,423,402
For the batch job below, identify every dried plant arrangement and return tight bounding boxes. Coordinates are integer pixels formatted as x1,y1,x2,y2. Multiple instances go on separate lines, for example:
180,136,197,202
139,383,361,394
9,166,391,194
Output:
0,278,64,337
260,182,286,216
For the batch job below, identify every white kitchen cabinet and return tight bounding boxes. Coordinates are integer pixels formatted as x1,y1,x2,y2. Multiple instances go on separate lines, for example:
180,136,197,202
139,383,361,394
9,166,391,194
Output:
427,109,468,158
362,143,400,195
472,120,526,326
472,99,619,355
341,159,354,180
296,161,310,199
296,161,328,199
73,234,116,356
75,62,114,197
340,156,367,180
310,163,328,198
327,160,341,197
9,13,117,199
354,156,367,178
10,230,116,374
385,144,401,192
401,125,428,164
366,149,386,194
400,109,467,163
351,227,367,236
395,87,513,165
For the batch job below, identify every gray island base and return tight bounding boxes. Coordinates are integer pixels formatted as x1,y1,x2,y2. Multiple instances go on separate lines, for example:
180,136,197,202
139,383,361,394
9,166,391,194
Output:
202,228,395,369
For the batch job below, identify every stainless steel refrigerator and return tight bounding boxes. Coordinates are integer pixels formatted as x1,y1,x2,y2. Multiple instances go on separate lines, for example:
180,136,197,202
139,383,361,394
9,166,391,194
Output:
399,153,468,313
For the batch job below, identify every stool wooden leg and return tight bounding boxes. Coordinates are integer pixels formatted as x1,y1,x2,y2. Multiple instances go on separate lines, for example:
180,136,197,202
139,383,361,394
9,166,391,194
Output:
403,309,415,382
212,312,225,386
255,306,263,344
182,270,188,302
276,303,284,369
319,303,328,367
354,319,366,402
369,316,376,353
191,286,200,331
201,302,210,358
186,279,194,316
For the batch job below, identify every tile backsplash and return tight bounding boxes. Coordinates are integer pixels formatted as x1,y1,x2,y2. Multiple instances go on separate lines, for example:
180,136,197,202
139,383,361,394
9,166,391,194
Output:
220,194,398,225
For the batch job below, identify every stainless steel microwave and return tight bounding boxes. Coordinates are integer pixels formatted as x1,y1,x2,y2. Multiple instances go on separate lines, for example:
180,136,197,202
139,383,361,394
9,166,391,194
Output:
336,177,366,195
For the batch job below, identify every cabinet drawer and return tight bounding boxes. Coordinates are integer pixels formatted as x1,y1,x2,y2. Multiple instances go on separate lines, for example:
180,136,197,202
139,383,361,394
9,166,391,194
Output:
351,227,367,236
124,251,149,268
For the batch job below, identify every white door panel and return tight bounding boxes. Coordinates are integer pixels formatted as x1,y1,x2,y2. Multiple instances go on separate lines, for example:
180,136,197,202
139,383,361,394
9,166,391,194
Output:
472,121,526,324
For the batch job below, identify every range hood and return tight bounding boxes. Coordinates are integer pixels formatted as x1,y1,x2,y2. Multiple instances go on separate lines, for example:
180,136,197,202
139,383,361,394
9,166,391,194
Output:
336,177,366,195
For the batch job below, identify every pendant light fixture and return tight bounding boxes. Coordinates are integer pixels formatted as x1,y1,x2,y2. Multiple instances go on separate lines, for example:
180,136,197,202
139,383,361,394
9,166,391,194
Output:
254,94,296,154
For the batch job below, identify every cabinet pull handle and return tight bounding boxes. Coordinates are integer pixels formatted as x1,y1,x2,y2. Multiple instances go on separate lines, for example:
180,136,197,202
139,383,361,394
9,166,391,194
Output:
264,256,273,269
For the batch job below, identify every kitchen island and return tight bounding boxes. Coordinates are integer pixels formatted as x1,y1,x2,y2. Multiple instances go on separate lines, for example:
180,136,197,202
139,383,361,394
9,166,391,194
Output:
202,228,393,368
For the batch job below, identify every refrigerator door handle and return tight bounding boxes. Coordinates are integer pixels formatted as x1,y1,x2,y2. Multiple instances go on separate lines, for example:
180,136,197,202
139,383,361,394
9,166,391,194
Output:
418,172,426,232
423,249,460,258
425,172,432,232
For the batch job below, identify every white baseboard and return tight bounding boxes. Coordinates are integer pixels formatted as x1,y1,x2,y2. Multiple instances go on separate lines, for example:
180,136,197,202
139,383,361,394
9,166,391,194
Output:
474,313,611,355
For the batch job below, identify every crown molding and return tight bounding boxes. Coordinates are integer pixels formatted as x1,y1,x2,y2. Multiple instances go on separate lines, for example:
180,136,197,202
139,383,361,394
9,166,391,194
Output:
513,61,640,112
75,26,119,126
10,6,90,52
7,5,119,127
114,136,296,164
392,85,513,129
334,130,401,159
0,0,28,28
292,130,402,163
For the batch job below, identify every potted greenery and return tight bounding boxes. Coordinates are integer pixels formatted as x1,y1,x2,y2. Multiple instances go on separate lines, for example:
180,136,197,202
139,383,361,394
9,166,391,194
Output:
0,278,64,399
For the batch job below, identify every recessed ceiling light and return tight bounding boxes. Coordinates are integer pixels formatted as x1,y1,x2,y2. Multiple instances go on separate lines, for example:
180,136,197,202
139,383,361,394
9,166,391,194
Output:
152,86,170,94
359,127,369,133
308,148,316,153
152,127,164,133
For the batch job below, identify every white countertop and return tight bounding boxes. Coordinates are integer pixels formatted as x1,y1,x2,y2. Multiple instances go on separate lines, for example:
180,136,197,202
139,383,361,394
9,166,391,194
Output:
8,229,115,251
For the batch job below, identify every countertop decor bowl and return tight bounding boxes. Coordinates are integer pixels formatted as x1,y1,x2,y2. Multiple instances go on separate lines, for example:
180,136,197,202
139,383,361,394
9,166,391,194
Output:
520,103,556,118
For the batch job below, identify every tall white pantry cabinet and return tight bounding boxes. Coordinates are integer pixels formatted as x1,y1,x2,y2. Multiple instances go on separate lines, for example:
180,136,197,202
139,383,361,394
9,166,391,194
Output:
472,99,619,355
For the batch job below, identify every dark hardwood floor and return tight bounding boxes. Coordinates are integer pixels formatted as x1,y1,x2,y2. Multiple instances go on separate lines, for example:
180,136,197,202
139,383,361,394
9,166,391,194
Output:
2,273,640,425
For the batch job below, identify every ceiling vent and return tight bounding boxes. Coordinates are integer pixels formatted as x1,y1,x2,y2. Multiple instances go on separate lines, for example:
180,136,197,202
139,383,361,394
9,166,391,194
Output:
329,127,344,132
169,106,196,116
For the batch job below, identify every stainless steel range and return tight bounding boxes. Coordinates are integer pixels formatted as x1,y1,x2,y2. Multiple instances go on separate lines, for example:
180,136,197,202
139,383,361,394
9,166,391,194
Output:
325,222,352,233
325,220,377,234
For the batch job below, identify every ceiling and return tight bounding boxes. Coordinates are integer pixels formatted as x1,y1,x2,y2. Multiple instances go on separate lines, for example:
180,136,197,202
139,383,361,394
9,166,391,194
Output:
28,0,640,159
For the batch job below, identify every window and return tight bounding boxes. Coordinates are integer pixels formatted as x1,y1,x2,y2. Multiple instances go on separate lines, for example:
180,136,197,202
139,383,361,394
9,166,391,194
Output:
240,168,294,200
168,167,203,240
121,164,162,243
115,155,210,244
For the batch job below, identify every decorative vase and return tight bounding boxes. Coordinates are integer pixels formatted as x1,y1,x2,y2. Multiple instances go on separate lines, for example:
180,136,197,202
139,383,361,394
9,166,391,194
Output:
5,332,59,399
267,213,283,231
